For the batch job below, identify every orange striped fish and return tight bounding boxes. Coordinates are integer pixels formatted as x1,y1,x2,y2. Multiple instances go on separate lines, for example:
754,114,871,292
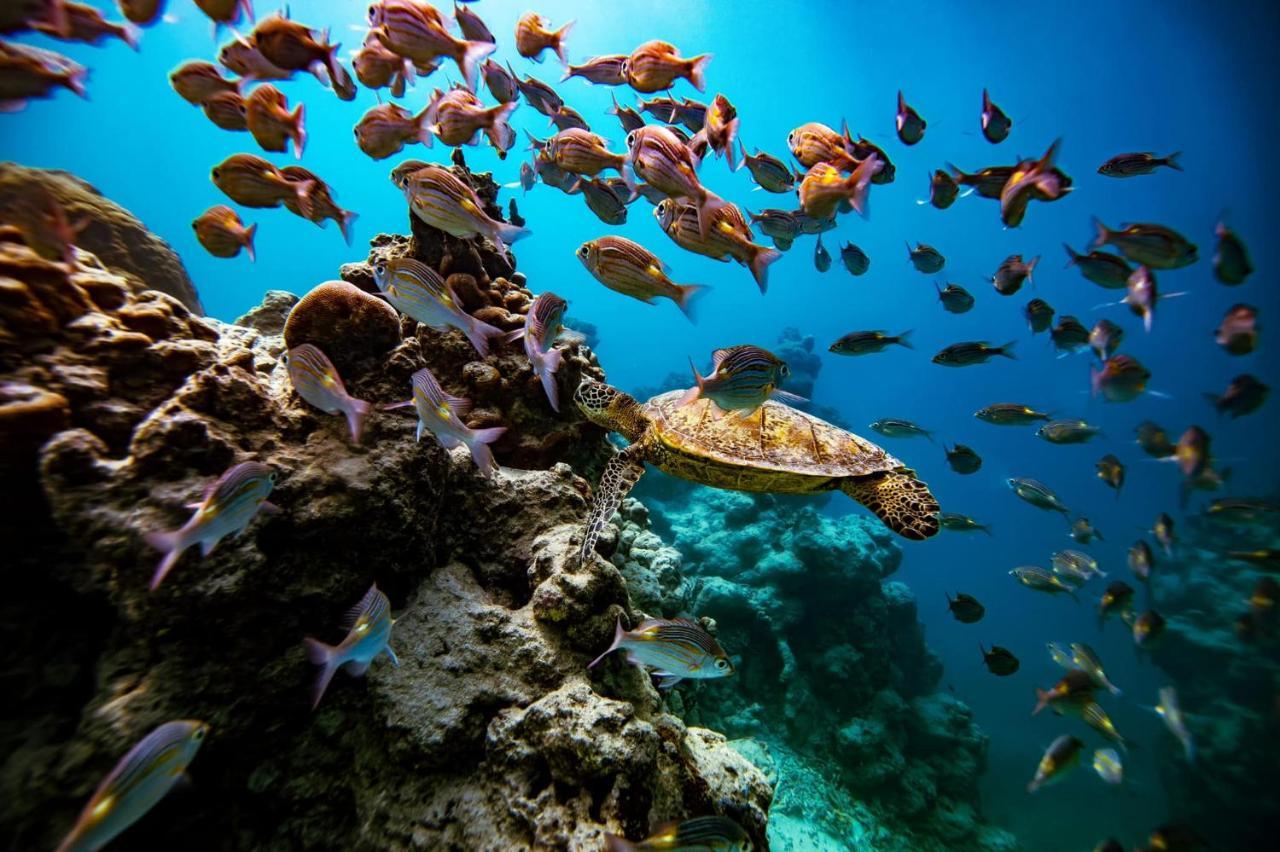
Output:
211,153,314,218
798,156,883,221
283,344,372,443
244,83,305,159
689,93,740,170
354,102,430,160
424,87,517,154
576,235,705,321
368,0,494,92
200,91,248,131
624,125,727,237
514,12,573,64
278,166,358,245
562,54,627,85
547,128,625,177
653,198,779,293
787,121,859,171
55,721,209,852
169,60,239,104
621,39,710,93
192,205,256,261
400,164,530,253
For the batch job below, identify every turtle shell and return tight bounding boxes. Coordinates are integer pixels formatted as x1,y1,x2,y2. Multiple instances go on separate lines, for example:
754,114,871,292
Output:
644,391,902,480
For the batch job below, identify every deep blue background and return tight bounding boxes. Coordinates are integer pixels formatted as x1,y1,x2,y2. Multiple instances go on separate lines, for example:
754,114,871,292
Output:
5,2,1279,848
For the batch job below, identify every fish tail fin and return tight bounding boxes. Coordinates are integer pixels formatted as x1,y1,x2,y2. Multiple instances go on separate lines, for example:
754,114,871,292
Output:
1026,255,1040,286
339,209,358,246
694,189,728,238
896,329,914,350
67,65,89,100
414,106,435,148
487,100,518,139
464,427,506,475
589,617,626,668
674,283,708,323
239,0,255,23
492,219,532,250
1164,151,1183,171
123,23,142,51
559,65,576,83
846,156,880,217
304,637,339,710
604,834,636,852
1091,216,1110,250
462,316,510,359
1090,365,1103,398
748,245,782,294
1063,242,1079,268
999,340,1018,359
345,397,372,444
1032,688,1050,716
552,20,575,66
242,222,258,262
686,54,712,92
537,348,563,412
724,120,741,170
145,529,185,591
290,102,307,159
679,357,706,406
458,39,497,92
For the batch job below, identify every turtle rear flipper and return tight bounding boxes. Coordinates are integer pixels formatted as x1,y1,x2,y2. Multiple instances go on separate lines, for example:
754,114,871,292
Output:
842,470,940,540
580,445,647,566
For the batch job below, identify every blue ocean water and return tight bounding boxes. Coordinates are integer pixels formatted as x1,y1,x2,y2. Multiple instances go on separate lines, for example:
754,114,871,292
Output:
5,1,1280,849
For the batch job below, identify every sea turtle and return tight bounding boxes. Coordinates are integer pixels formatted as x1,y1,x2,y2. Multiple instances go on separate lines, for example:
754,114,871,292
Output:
574,380,941,562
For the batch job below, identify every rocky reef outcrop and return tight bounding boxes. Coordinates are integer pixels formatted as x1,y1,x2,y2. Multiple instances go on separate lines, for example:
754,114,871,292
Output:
0,162,201,313
0,165,772,850
621,483,1017,851
1148,511,1280,851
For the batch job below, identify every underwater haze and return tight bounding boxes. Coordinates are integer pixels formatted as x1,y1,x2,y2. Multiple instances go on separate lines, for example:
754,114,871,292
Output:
4,1,1280,851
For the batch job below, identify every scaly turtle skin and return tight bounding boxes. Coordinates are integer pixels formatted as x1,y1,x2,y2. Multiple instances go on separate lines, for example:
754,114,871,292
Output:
575,380,940,563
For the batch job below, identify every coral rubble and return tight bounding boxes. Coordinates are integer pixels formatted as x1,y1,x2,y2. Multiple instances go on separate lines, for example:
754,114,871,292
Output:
0,166,772,850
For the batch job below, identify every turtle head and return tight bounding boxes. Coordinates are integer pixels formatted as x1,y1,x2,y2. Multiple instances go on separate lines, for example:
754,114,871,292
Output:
575,380,647,442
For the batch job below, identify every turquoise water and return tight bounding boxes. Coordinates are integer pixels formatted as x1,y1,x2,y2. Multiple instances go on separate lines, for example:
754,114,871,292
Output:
6,1,1280,849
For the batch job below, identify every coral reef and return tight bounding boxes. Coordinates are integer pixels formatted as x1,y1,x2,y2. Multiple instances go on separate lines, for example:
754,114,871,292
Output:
0,166,772,850
624,482,1016,850
1148,512,1280,850
0,162,201,312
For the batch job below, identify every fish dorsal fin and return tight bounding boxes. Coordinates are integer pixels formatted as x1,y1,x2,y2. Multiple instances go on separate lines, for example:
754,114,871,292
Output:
446,393,473,418
710,348,733,369
340,584,380,629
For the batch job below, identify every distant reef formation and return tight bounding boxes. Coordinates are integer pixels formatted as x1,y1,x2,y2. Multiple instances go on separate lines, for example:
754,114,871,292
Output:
617,483,1018,851
1150,512,1280,850
0,164,775,849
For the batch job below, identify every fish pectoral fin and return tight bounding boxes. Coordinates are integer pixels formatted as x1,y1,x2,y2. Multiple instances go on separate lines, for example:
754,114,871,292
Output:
384,646,401,667
200,534,225,557
259,500,282,516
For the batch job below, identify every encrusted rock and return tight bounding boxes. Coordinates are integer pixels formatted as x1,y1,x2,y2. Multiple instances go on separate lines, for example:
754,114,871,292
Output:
282,280,401,374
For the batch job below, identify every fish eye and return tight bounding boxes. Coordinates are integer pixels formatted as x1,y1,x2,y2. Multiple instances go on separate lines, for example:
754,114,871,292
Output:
239,105,247,113
780,365,790,377
193,727,206,740
626,132,636,148
268,472,277,482
715,658,730,670
212,169,220,178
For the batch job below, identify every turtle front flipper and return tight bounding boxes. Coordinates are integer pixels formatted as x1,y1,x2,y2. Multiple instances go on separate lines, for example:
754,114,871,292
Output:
842,469,940,540
581,445,647,566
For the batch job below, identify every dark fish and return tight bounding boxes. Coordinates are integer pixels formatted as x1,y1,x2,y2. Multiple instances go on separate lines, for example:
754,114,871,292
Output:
1096,454,1124,495
1215,303,1258,355
981,644,1019,676
576,176,629,225
1206,498,1280,525
792,209,836,236
1173,425,1210,478
510,65,563,116
1070,516,1104,544
1001,138,1064,228
1095,150,1182,177
992,254,1037,295
639,95,706,131
1128,609,1166,648
940,512,991,534
1135,421,1175,458
739,141,799,194
935,282,974,314
907,241,945,273
1227,549,1280,571
507,198,525,227
1025,298,1054,333
200,90,248,131
480,58,517,103
1099,581,1135,618
1152,513,1175,555
846,132,896,183
932,340,1016,366
1128,540,1154,581
607,92,645,133
974,403,1050,425
1213,218,1253,285
945,444,982,474
980,87,1012,143
454,2,494,43
896,89,926,145
927,168,960,209
840,242,870,275
1253,578,1279,622
1051,315,1090,355
748,208,800,247
947,592,984,623
814,235,832,272
550,104,591,132
1063,243,1132,289
1205,373,1268,418
829,330,912,356
1092,218,1198,269
1033,669,1096,716
948,162,1013,198
1098,151,1182,177
1027,735,1083,796
682,345,803,417
1088,319,1123,361
1137,823,1207,852
605,816,749,852
1012,566,1079,600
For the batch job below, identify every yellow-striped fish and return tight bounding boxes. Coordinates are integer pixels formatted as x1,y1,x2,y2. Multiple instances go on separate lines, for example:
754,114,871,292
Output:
589,617,733,689
514,11,573,64
373,256,508,357
787,121,859,171
605,816,751,851
576,235,706,321
144,462,278,590
192,205,256,261
424,87,517,153
547,127,626,177
621,39,710,93
211,153,314,218
304,584,399,709
283,344,372,443
55,720,209,852
354,102,431,160
399,164,530,254
244,83,306,159
384,367,507,476
653,198,780,293
521,292,567,411
624,125,727,237
278,166,359,245
368,0,494,92
798,156,883,221
689,93,740,170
